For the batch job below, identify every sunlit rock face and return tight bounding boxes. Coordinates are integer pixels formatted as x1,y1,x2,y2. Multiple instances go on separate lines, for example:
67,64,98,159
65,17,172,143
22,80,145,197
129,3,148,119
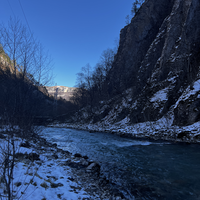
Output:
104,0,200,126
45,86,77,101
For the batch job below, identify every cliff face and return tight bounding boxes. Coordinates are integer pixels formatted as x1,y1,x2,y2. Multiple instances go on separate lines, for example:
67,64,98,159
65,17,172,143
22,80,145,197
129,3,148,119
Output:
106,0,200,126
0,51,15,74
110,0,174,91
74,0,200,127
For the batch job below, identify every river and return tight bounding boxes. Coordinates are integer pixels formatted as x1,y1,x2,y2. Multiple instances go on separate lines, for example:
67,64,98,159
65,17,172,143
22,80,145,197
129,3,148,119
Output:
40,127,200,199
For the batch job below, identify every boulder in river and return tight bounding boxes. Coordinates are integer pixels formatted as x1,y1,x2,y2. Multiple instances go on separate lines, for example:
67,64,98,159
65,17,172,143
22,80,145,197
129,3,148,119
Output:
86,162,100,174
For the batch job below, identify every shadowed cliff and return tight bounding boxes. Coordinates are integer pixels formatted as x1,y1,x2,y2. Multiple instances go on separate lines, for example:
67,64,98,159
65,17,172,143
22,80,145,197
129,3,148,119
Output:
72,0,200,127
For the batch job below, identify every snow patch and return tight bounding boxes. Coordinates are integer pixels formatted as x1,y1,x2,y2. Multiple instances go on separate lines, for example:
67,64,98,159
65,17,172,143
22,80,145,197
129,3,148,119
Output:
175,79,200,108
119,116,130,124
131,100,137,109
150,88,168,108
167,75,177,84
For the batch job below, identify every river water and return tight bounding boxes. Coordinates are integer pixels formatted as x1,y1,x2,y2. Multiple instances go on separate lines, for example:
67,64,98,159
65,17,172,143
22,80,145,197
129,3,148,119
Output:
41,127,200,199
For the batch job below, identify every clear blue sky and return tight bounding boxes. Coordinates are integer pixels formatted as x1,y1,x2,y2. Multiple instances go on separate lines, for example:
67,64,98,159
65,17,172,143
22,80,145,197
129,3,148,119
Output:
0,0,133,87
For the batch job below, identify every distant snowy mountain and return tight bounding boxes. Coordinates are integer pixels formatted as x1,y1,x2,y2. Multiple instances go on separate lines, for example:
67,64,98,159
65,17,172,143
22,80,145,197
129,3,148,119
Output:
45,86,77,101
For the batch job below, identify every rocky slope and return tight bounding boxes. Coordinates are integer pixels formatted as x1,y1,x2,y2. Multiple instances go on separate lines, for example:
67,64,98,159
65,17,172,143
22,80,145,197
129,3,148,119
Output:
72,0,200,131
46,86,77,101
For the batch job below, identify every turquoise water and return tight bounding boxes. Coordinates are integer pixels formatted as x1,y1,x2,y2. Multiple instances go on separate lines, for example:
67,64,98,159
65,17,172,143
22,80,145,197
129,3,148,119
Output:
41,127,200,199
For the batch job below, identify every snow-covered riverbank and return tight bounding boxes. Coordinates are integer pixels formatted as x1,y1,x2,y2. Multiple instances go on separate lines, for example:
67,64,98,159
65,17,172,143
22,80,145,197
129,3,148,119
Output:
0,130,125,200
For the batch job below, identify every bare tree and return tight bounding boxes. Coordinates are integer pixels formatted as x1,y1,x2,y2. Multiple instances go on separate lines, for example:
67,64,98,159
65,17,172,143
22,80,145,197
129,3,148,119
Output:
100,48,115,75
98,48,115,99
18,27,36,81
125,15,131,25
74,48,115,107
75,64,94,108
33,43,54,86
92,63,105,97
81,64,93,90
0,17,54,86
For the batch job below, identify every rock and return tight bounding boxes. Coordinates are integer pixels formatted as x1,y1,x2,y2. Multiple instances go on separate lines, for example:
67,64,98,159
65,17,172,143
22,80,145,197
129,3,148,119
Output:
52,154,58,159
86,162,100,174
15,152,27,160
83,155,89,159
193,134,200,140
177,131,191,139
51,143,57,147
28,153,40,161
74,153,82,158
65,160,86,169
81,160,89,166
20,141,31,148
40,182,49,189
57,148,64,152
46,176,58,181
50,182,64,188
64,150,71,155
67,177,75,181
14,182,22,187
57,194,63,199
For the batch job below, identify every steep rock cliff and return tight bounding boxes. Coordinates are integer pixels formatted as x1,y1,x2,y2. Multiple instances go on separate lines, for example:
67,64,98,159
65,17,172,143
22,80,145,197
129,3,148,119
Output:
106,0,200,126
73,0,200,128
110,0,174,92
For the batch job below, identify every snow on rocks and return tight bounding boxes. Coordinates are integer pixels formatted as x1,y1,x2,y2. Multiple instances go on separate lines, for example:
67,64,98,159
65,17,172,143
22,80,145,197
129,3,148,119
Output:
150,87,168,108
86,162,100,174
175,79,200,108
